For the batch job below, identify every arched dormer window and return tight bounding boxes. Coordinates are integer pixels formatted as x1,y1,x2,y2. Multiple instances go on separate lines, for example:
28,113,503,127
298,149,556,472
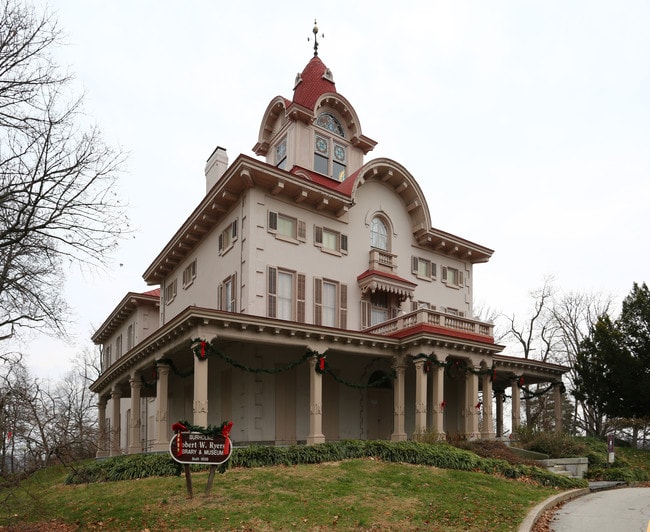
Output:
370,216,389,251
316,112,344,137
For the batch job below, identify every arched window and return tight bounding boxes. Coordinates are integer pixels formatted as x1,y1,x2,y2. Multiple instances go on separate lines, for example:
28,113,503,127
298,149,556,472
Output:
316,112,344,137
370,217,388,251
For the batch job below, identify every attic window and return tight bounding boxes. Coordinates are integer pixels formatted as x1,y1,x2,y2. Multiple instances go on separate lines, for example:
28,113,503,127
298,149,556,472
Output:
316,112,344,137
323,68,334,83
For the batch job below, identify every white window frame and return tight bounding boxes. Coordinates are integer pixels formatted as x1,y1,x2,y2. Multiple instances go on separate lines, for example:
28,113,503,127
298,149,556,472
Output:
442,266,464,288
182,259,197,288
314,225,348,255
268,211,306,243
314,278,347,328
218,219,238,255
411,256,436,280
165,278,177,305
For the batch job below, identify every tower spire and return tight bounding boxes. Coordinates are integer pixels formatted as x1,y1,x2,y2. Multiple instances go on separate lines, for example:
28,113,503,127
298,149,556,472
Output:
310,20,324,57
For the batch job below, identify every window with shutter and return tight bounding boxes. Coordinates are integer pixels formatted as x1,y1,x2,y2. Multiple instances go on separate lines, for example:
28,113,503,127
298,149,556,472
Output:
297,273,306,323
314,278,322,325
267,266,277,318
339,283,347,328
268,211,278,232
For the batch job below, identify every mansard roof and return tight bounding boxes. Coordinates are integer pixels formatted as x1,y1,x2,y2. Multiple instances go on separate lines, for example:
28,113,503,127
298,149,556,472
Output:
292,56,336,110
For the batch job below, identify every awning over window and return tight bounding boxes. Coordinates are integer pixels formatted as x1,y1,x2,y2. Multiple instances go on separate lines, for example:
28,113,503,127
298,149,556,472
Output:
357,269,416,302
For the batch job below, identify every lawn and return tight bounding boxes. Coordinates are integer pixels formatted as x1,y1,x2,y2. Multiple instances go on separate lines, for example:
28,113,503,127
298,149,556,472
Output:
1,458,561,531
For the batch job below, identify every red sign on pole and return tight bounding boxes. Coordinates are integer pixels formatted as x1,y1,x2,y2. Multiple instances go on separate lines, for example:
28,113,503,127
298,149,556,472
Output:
169,432,232,465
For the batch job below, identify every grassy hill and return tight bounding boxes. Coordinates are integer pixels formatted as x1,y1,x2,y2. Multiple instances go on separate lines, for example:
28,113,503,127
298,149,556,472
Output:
1,438,647,531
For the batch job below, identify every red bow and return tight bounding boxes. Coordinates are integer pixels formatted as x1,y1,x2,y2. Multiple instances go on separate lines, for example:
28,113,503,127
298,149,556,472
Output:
222,421,233,455
319,356,325,371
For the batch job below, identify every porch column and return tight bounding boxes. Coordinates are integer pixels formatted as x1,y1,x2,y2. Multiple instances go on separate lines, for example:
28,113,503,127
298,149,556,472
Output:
495,390,504,438
465,368,480,439
96,396,109,458
193,353,209,427
306,356,325,444
554,383,563,433
481,370,495,439
152,362,170,452
110,388,122,456
391,355,407,441
431,364,445,438
128,374,142,454
511,377,521,432
413,358,427,435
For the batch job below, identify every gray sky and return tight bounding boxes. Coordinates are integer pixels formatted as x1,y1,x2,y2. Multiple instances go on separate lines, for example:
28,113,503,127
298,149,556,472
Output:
24,0,650,378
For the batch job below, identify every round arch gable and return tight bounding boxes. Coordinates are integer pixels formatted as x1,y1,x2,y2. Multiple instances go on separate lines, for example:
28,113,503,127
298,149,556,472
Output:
254,95,290,156
314,92,367,149
350,158,432,242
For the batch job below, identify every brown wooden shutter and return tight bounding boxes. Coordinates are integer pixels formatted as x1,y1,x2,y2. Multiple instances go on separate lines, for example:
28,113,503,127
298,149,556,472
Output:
340,234,348,253
442,266,448,282
231,272,237,312
297,273,306,323
412,256,418,274
458,270,464,286
268,211,278,231
314,225,323,246
218,233,223,251
314,278,322,325
360,300,370,329
267,266,277,318
431,262,437,278
339,283,347,329
298,220,306,241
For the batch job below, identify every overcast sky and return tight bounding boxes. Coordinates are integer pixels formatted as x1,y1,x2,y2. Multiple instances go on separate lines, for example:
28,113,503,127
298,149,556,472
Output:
22,1,650,378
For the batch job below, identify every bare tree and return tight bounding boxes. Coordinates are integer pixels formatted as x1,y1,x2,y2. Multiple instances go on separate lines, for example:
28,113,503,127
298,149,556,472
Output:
0,0,127,342
550,290,614,436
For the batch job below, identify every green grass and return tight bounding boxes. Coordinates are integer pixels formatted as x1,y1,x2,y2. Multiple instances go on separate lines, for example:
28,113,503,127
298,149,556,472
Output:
2,458,563,531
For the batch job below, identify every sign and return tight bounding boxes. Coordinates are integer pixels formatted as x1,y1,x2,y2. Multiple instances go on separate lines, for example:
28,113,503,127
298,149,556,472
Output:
607,434,615,463
169,431,232,465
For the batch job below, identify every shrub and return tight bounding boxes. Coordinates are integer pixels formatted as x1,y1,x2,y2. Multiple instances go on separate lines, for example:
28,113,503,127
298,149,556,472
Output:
518,431,587,458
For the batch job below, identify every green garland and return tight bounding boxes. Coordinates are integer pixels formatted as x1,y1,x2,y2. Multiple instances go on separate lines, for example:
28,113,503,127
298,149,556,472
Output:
311,351,396,389
415,353,496,381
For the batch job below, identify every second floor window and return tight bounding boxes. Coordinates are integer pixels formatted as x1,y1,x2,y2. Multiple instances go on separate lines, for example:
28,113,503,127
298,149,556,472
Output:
218,273,237,312
314,226,348,254
314,278,347,328
267,266,305,322
268,211,306,242
183,259,197,288
442,266,464,287
165,278,177,305
218,219,238,254
370,217,388,251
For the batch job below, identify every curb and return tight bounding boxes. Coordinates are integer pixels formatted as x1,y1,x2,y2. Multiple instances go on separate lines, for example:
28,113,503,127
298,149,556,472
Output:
517,488,590,532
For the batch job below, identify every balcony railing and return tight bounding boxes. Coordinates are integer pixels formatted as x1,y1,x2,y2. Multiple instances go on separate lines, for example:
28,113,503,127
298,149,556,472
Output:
363,308,494,339
368,249,397,273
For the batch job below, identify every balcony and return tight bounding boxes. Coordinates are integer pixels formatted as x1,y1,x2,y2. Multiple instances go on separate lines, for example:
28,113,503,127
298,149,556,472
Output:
363,307,494,339
368,249,397,273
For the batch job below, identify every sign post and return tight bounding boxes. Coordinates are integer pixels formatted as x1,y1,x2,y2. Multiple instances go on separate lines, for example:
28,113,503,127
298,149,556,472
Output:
607,434,615,464
169,421,233,497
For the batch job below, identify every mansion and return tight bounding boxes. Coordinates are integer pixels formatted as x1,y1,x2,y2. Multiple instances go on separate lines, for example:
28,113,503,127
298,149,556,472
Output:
90,41,567,456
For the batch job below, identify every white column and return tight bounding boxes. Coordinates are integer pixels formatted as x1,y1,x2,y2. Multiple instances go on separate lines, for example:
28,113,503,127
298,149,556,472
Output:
554,383,563,433
511,377,521,433
495,390,504,438
110,388,122,456
128,375,142,454
391,355,407,441
152,363,170,452
413,358,428,436
306,356,325,444
193,353,209,427
481,370,495,440
465,368,480,440
431,364,445,439
96,396,109,458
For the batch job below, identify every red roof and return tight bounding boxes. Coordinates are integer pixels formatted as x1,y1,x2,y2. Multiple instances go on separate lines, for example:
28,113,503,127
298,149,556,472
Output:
142,288,160,297
292,56,336,110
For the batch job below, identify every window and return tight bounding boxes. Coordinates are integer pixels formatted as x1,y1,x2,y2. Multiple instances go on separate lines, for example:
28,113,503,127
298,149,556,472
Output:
267,267,305,322
314,278,347,328
370,216,389,250
442,266,464,287
218,273,237,312
314,226,348,254
361,293,401,328
182,259,197,288
268,211,306,242
275,138,287,169
314,134,347,181
411,256,436,279
316,112,344,137
165,278,177,304
445,307,465,317
127,323,134,351
103,345,112,369
218,219,238,254
115,334,123,358
411,301,435,312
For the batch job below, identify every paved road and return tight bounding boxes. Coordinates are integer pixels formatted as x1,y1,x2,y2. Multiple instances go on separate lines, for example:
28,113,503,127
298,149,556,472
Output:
551,487,650,532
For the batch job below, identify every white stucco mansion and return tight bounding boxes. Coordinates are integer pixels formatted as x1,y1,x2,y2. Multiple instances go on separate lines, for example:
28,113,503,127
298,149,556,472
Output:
90,45,568,457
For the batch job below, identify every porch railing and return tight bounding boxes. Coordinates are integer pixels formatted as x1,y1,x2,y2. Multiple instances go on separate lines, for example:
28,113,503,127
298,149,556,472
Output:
363,308,494,338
